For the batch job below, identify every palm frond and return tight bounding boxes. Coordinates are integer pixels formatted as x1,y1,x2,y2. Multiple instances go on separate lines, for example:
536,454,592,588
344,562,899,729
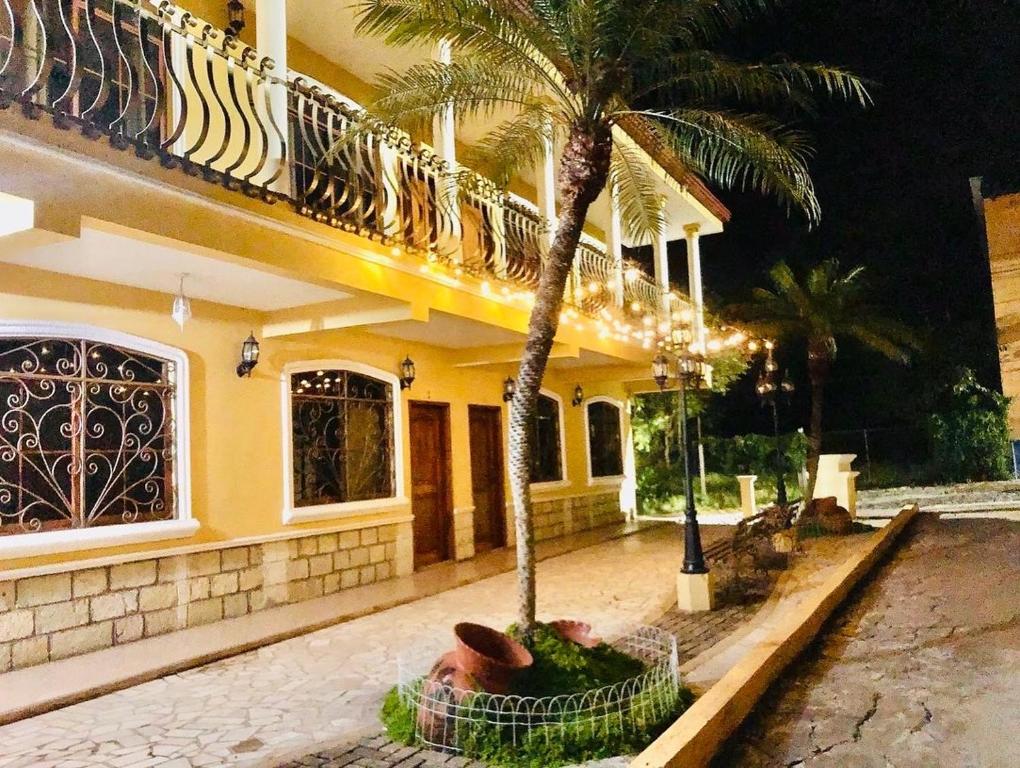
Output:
609,138,665,244
354,0,579,111
626,109,821,224
638,51,871,113
369,56,545,135
465,103,560,187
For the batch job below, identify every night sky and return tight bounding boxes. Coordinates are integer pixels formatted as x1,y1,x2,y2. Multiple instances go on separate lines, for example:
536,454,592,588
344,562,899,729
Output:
671,0,1020,444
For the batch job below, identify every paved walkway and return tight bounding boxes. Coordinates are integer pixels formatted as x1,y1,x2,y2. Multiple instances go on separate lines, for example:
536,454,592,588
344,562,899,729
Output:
713,516,1020,767
0,524,727,768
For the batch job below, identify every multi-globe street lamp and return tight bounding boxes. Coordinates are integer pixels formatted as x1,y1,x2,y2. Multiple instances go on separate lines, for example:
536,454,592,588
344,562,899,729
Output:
653,326,708,576
754,341,795,505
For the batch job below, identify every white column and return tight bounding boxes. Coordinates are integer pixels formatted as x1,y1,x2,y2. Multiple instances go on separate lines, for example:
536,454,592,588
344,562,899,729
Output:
652,214,671,315
431,38,462,261
535,121,557,248
684,223,705,350
607,185,624,308
256,0,290,195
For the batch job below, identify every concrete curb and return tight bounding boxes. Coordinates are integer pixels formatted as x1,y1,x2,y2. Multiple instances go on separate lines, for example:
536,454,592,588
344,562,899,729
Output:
631,504,920,768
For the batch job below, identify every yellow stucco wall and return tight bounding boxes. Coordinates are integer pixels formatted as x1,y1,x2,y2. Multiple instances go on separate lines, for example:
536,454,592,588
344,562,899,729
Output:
0,264,632,573
986,191,1020,437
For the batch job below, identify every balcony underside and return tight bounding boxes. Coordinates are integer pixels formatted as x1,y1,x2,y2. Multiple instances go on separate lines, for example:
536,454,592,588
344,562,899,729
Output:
0,129,650,374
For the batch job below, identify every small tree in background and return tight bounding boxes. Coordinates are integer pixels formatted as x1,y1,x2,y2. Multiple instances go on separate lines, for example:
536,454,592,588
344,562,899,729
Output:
930,369,1012,482
731,259,920,497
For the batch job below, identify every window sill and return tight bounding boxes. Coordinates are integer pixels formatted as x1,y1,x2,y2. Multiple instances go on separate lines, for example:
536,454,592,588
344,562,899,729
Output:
529,480,572,494
588,475,626,487
283,496,412,525
0,519,200,560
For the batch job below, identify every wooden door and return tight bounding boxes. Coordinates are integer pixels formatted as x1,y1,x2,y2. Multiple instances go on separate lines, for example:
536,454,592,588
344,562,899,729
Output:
409,402,452,568
469,405,506,552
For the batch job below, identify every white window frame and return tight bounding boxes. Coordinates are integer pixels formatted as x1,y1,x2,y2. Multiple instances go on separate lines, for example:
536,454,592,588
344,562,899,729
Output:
0,321,196,559
509,387,569,492
583,396,627,486
281,360,408,524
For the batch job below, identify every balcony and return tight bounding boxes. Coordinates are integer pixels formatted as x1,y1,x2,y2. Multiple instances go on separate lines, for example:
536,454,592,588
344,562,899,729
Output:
0,0,693,346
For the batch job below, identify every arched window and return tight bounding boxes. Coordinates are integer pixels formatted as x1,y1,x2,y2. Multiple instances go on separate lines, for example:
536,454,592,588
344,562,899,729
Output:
0,326,189,542
284,362,401,522
585,398,625,481
529,391,565,484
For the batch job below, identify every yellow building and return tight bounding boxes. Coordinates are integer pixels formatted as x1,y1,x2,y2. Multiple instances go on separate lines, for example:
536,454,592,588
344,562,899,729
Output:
0,0,728,671
978,179,1020,438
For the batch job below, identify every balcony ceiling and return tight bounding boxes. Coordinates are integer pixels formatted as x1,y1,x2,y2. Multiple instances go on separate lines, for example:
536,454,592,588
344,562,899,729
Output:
0,222,351,311
366,310,525,349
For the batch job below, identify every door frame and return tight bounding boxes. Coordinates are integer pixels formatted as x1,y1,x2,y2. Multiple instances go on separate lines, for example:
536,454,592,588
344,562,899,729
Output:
408,400,454,568
468,404,507,551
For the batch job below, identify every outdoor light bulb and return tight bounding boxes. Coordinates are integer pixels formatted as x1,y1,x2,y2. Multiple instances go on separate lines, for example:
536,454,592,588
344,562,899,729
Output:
171,276,192,330
588,281,600,293
707,339,722,352
630,301,642,313
625,266,640,282
748,341,759,353
680,309,693,323
764,340,775,350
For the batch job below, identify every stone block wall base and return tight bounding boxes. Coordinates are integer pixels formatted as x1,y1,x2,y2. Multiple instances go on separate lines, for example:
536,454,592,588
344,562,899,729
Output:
677,570,715,613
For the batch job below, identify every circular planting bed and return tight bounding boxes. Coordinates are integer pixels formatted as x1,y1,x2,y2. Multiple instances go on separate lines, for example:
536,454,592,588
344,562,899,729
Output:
384,624,690,767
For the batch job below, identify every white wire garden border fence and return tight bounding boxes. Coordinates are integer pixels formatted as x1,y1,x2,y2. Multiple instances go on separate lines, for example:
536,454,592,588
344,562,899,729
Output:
395,625,681,753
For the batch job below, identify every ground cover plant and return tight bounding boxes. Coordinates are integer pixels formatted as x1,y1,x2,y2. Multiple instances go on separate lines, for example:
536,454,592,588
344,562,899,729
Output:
381,623,692,766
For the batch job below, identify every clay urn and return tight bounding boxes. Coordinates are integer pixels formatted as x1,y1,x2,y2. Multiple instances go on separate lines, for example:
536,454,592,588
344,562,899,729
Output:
453,622,533,694
417,650,480,746
549,620,602,648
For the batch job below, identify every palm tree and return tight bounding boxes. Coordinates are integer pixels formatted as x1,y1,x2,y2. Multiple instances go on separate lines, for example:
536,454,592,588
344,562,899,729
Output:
733,259,919,497
354,0,869,633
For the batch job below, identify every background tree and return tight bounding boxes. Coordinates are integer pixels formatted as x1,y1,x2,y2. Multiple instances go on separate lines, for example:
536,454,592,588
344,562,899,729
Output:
731,259,919,495
356,0,868,633
930,368,1012,483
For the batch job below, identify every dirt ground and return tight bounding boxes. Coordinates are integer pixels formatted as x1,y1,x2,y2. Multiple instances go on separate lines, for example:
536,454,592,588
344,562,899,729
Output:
713,515,1020,768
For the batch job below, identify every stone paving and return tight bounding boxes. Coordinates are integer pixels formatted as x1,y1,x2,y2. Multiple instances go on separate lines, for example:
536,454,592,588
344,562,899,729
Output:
0,524,729,768
712,516,1020,768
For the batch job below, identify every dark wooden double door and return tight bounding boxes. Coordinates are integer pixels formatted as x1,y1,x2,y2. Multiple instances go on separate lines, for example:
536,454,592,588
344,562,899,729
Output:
409,403,506,569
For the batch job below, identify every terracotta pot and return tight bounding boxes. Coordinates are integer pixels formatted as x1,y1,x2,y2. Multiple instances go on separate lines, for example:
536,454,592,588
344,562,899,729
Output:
549,620,602,648
417,651,479,747
453,623,533,694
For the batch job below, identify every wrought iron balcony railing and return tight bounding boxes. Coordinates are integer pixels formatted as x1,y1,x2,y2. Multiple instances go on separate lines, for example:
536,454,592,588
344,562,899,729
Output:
0,0,689,332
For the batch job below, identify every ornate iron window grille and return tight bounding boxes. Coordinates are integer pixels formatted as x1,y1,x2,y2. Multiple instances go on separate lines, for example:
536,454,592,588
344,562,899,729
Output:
290,369,395,507
0,336,177,535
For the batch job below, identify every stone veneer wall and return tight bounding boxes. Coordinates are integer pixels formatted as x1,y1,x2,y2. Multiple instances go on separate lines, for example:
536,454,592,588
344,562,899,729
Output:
0,523,401,673
532,491,623,542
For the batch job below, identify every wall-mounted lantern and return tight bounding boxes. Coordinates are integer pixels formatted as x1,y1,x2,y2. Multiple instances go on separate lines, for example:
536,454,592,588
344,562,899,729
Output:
226,0,246,36
571,384,584,407
236,332,260,377
502,376,517,403
399,356,416,390
652,353,670,391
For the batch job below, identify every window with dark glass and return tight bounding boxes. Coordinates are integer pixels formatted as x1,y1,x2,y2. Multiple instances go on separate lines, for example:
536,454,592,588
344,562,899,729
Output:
290,369,395,507
0,337,178,536
528,394,563,484
587,401,624,478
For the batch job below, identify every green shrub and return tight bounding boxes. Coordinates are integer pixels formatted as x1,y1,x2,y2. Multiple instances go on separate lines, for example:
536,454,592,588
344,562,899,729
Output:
379,624,693,766
929,370,1012,482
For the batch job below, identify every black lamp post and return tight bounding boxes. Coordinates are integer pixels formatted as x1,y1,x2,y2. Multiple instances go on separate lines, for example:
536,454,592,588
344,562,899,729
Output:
654,328,708,575
755,342,795,505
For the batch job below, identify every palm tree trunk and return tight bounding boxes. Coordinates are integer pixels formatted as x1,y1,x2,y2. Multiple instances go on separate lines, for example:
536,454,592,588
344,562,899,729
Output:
805,340,831,500
508,124,611,635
